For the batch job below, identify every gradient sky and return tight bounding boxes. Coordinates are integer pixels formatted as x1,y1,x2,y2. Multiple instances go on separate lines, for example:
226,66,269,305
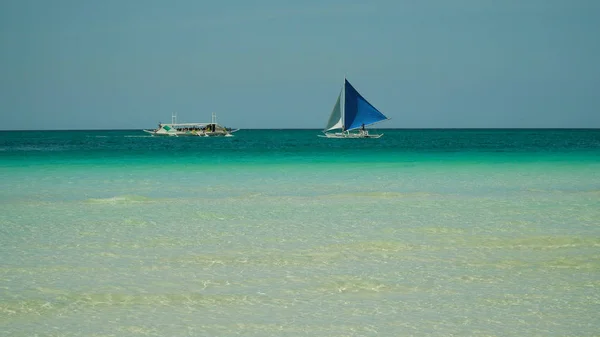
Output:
1,0,599,130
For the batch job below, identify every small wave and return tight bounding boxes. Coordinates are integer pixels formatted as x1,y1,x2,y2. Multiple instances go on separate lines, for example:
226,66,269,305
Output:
324,241,419,253
315,275,417,295
194,211,235,221
525,188,600,195
544,255,600,270
168,242,420,268
480,293,549,306
414,227,466,235
477,236,600,250
170,251,340,268
85,195,154,204
0,145,70,152
0,291,255,319
322,191,435,199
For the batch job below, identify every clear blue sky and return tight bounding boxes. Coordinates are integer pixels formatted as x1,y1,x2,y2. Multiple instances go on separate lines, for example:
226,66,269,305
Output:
1,0,599,130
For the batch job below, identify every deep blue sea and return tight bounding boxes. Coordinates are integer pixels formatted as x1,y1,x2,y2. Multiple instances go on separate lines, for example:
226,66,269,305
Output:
1,129,599,336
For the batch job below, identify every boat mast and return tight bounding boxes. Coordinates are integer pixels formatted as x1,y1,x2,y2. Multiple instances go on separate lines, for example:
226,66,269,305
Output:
341,75,346,132
171,112,177,124
212,112,217,125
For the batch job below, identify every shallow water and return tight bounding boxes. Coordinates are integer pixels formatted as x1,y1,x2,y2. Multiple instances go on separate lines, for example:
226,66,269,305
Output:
1,129,599,336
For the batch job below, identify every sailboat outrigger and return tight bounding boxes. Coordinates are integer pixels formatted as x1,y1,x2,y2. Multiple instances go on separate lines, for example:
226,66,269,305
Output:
319,78,390,138
144,112,239,137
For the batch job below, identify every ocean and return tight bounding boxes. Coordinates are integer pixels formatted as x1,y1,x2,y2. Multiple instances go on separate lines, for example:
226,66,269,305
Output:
1,129,599,336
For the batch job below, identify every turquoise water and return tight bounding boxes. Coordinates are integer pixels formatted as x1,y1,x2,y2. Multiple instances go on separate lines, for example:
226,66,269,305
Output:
1,129,599,336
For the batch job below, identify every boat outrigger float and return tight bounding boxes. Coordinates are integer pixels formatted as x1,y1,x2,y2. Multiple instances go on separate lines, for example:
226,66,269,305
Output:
144,112,239,137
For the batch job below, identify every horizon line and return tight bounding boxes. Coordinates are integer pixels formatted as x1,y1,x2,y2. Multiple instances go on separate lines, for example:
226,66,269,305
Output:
1,127,599,132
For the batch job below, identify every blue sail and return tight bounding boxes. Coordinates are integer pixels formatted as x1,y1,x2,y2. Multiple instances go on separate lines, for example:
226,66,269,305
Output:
343,79,388,131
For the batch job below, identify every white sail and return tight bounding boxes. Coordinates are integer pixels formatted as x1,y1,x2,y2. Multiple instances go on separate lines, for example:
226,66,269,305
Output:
324,90,343,132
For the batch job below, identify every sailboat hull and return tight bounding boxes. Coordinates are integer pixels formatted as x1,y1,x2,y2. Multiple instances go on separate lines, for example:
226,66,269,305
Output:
319,131,383,139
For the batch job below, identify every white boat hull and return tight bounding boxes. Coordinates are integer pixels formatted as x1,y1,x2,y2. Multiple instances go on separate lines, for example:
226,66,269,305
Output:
143,128,239,137
319,131,383,139
197,130,237,137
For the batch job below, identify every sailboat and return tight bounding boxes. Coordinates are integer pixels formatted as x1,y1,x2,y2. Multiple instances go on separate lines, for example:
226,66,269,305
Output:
319,78,390,138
